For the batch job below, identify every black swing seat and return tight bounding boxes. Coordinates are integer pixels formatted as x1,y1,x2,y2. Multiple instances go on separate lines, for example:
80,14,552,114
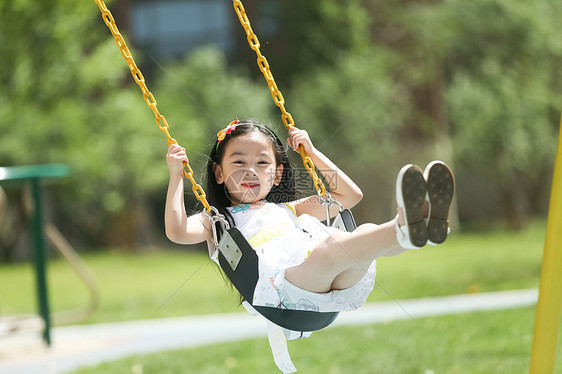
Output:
329,208,357,233
216,208,357,332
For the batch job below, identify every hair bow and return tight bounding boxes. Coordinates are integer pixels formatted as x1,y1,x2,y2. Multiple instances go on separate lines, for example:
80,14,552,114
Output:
216,120,240,147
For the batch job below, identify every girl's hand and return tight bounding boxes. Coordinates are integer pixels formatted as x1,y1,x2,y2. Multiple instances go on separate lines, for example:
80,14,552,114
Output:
166,144,188,176
287,127,316,155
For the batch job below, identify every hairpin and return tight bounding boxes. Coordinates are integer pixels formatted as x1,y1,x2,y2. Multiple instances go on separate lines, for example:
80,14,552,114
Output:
216,119,240,149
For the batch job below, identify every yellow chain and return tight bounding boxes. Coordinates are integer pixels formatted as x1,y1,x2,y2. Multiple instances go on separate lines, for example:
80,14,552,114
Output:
232,0,328,198
95,0,327,205
94,0,212,212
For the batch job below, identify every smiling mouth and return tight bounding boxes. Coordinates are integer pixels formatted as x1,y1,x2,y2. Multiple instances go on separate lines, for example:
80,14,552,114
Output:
241,182,260,189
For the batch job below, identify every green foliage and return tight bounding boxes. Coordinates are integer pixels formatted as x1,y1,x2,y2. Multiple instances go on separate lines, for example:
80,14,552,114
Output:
268,0,556,226
0,2,271,246
416,0,561,226
0,0,153,240
289,48,406,166
404,0,561,173
447,63,556,177
408,0,562,72
275,0,371,83
151,47,273,175
1,0,560,248
282,0,560,227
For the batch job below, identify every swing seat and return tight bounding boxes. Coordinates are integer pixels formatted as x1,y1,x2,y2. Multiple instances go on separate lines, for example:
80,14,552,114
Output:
329,208,357,233
216,209,357,332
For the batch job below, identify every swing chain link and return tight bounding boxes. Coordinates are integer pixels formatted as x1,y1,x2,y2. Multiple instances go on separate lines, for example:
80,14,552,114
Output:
94,0,213,213
232,0,329,200
95,0,330,210
204,207,231,249
317,192,343,226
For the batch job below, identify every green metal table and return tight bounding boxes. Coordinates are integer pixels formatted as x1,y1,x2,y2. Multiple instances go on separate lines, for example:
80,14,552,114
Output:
0,164,69,346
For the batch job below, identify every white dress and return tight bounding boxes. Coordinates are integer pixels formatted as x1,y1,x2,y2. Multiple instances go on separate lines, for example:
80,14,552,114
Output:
224,201,377,313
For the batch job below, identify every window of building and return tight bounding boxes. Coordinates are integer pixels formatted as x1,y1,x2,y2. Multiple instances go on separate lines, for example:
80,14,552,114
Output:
131,0,234,58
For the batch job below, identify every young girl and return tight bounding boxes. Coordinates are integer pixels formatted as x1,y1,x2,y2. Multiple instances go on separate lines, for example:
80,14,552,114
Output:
165,119,454,370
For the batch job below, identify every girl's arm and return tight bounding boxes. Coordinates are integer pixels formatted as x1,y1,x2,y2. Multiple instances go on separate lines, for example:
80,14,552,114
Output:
165,144,212,245
287,127,363,220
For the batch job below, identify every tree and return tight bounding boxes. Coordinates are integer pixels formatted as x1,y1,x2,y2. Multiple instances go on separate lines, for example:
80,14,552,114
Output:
287,48,410,222
0,0,154,250
284,0,561,228
0,1,271,255
407,0,562,228
263,0,370,86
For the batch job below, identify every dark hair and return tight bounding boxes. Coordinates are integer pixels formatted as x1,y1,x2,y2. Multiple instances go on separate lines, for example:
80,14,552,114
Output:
205,119,296,226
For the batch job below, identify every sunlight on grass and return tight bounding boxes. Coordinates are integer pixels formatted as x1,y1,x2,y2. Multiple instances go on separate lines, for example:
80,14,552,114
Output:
70,306,562,374
0,249,240,324
2,220,559,373
373,220,545,302
0,220,547,324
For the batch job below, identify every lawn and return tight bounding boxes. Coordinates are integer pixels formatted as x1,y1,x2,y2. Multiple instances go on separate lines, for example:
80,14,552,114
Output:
2,219,561,373
70,306,562,374
0,220,548,323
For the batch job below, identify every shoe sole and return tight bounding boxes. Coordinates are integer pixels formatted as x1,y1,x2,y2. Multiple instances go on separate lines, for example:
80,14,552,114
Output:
396,165,428,248
425,161,455,244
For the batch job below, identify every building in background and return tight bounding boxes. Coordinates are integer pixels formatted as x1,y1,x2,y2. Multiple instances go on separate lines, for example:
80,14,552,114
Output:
122,0,280,60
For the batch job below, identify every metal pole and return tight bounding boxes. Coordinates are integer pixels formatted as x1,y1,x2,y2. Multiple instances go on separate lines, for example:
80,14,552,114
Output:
529,114,562,373
30,177,51,346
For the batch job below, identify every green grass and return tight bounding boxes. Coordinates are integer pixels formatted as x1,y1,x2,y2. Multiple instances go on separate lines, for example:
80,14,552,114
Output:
70,306,562,374
0,220,548,324
0,247,241,323
2,220,561,373
373,219,546,300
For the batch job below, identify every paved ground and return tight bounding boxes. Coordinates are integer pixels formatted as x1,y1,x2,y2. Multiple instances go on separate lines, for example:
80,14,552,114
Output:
0,288,538,374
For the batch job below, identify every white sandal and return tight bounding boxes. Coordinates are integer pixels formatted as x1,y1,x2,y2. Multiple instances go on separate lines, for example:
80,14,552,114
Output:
395,164,428,249
424,161,455,245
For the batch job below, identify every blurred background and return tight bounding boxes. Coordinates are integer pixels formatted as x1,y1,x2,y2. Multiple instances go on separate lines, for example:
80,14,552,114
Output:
0,0,561,306
0,1,561,371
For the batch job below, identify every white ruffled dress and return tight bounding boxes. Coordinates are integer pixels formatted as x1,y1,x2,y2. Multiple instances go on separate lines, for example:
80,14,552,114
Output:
208,201,377,373
224,201,376,313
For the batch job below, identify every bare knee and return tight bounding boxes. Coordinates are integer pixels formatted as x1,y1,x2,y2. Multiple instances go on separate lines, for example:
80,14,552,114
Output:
355,223,378,232
285,233,350,293
311,232,353,269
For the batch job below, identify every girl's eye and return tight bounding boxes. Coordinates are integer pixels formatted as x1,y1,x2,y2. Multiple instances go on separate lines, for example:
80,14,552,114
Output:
258,161,270,165
233,160,245,165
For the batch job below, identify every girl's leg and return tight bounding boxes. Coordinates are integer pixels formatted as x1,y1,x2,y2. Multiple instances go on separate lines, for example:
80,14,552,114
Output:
285,163,443,293
330,222,408,289
284,219,401,293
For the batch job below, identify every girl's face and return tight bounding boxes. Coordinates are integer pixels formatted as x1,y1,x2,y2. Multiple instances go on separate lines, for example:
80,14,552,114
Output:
214,132,283,205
